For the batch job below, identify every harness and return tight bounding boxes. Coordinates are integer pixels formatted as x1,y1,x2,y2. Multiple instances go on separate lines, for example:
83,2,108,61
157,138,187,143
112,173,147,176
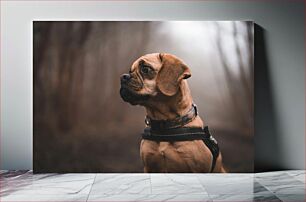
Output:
142,104,220,172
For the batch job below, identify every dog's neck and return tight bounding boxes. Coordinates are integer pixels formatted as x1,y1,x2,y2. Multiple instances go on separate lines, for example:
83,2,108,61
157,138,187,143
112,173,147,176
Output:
144,80,204,128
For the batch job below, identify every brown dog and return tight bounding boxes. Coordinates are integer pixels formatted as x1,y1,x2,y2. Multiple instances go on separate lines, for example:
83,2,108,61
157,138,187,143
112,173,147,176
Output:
120,53,226,173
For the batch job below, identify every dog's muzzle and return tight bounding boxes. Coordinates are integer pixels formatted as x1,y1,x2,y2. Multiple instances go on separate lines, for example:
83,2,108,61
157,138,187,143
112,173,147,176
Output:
120,74,131,84
120,74,149,105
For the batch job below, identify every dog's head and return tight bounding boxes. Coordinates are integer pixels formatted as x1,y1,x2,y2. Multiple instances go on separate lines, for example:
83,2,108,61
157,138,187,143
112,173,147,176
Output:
120,53,191,106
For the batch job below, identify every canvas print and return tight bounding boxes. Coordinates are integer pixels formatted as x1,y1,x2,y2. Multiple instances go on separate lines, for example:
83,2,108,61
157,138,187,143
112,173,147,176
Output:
34,21,254,173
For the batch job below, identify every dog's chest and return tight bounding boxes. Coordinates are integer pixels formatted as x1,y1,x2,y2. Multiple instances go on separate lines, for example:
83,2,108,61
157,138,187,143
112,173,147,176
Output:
157,142,170,154
140,140,172,159
140,140,212,172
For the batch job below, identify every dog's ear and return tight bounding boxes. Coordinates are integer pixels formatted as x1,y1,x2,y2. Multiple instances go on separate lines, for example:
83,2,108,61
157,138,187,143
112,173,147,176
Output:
157,53,191,96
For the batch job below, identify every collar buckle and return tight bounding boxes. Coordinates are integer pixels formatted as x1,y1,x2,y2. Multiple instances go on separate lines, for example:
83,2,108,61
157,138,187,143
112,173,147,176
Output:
145,116,151,126
192,103,198,116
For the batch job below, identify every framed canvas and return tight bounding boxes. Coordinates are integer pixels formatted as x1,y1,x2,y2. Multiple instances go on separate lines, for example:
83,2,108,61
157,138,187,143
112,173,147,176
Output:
33,21,254,173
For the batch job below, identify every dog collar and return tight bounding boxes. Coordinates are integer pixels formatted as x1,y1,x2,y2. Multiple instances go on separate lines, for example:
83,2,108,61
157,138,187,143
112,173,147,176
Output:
145,103,198,130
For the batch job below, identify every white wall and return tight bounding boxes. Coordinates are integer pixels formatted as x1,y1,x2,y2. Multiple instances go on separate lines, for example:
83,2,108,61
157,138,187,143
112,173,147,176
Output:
1,0,304,170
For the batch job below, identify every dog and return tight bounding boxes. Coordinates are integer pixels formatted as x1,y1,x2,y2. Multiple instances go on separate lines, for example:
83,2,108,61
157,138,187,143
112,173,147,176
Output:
120,53,226,173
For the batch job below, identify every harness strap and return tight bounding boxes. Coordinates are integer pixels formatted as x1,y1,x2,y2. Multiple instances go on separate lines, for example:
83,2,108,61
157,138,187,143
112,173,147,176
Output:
142,126,219,172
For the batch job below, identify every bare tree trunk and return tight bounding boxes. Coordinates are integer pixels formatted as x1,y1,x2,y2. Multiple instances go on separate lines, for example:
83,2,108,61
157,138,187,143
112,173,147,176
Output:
233,22,252,119
215,22,246,127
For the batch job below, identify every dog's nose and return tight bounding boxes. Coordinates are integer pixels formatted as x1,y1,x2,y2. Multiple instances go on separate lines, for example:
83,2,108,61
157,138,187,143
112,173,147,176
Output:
121,74,131,83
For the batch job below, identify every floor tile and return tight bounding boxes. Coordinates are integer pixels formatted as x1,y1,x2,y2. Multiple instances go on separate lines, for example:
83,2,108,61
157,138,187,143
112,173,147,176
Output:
254,181,268,193
0,170,8,175
210,194,253,201
252,182,282,201
1,171,43,196
90,174,151,195
150,174,207,195
0,194,88,201
1,170,306,202
287,170,305,183
88,194,211,201
254,172,305,201
255,170,304,181
253,192,282,201
269,184,305,195
1,170,29,176
256,173,305,195
255,170,293,177
275,194,305,202
285,170,306,175
198,174,253,195
1,173,96,196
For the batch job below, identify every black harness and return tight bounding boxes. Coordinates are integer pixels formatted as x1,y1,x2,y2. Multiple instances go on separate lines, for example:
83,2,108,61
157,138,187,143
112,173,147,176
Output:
142,104,220,172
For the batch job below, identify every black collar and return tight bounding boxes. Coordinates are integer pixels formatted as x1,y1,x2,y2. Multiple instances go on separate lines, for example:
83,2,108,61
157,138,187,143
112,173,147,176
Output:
145,103,198,131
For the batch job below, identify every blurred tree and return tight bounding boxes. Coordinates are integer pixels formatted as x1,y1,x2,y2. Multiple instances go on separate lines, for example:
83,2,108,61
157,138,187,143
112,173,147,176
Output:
214,22,254,135
34,22,151,172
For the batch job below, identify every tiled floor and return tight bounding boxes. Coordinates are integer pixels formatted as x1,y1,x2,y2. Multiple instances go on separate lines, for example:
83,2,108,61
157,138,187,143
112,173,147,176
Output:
0,170,305,201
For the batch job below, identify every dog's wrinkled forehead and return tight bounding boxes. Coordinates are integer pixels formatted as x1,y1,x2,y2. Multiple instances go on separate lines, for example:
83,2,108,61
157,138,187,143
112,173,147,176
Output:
131,53,162,72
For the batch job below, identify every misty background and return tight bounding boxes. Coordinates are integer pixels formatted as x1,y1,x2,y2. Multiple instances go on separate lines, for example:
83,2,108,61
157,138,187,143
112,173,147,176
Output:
34,21,253,173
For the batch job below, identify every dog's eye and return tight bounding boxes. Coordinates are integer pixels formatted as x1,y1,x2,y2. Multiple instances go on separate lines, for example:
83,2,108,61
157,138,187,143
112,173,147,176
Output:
141,65,151,74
